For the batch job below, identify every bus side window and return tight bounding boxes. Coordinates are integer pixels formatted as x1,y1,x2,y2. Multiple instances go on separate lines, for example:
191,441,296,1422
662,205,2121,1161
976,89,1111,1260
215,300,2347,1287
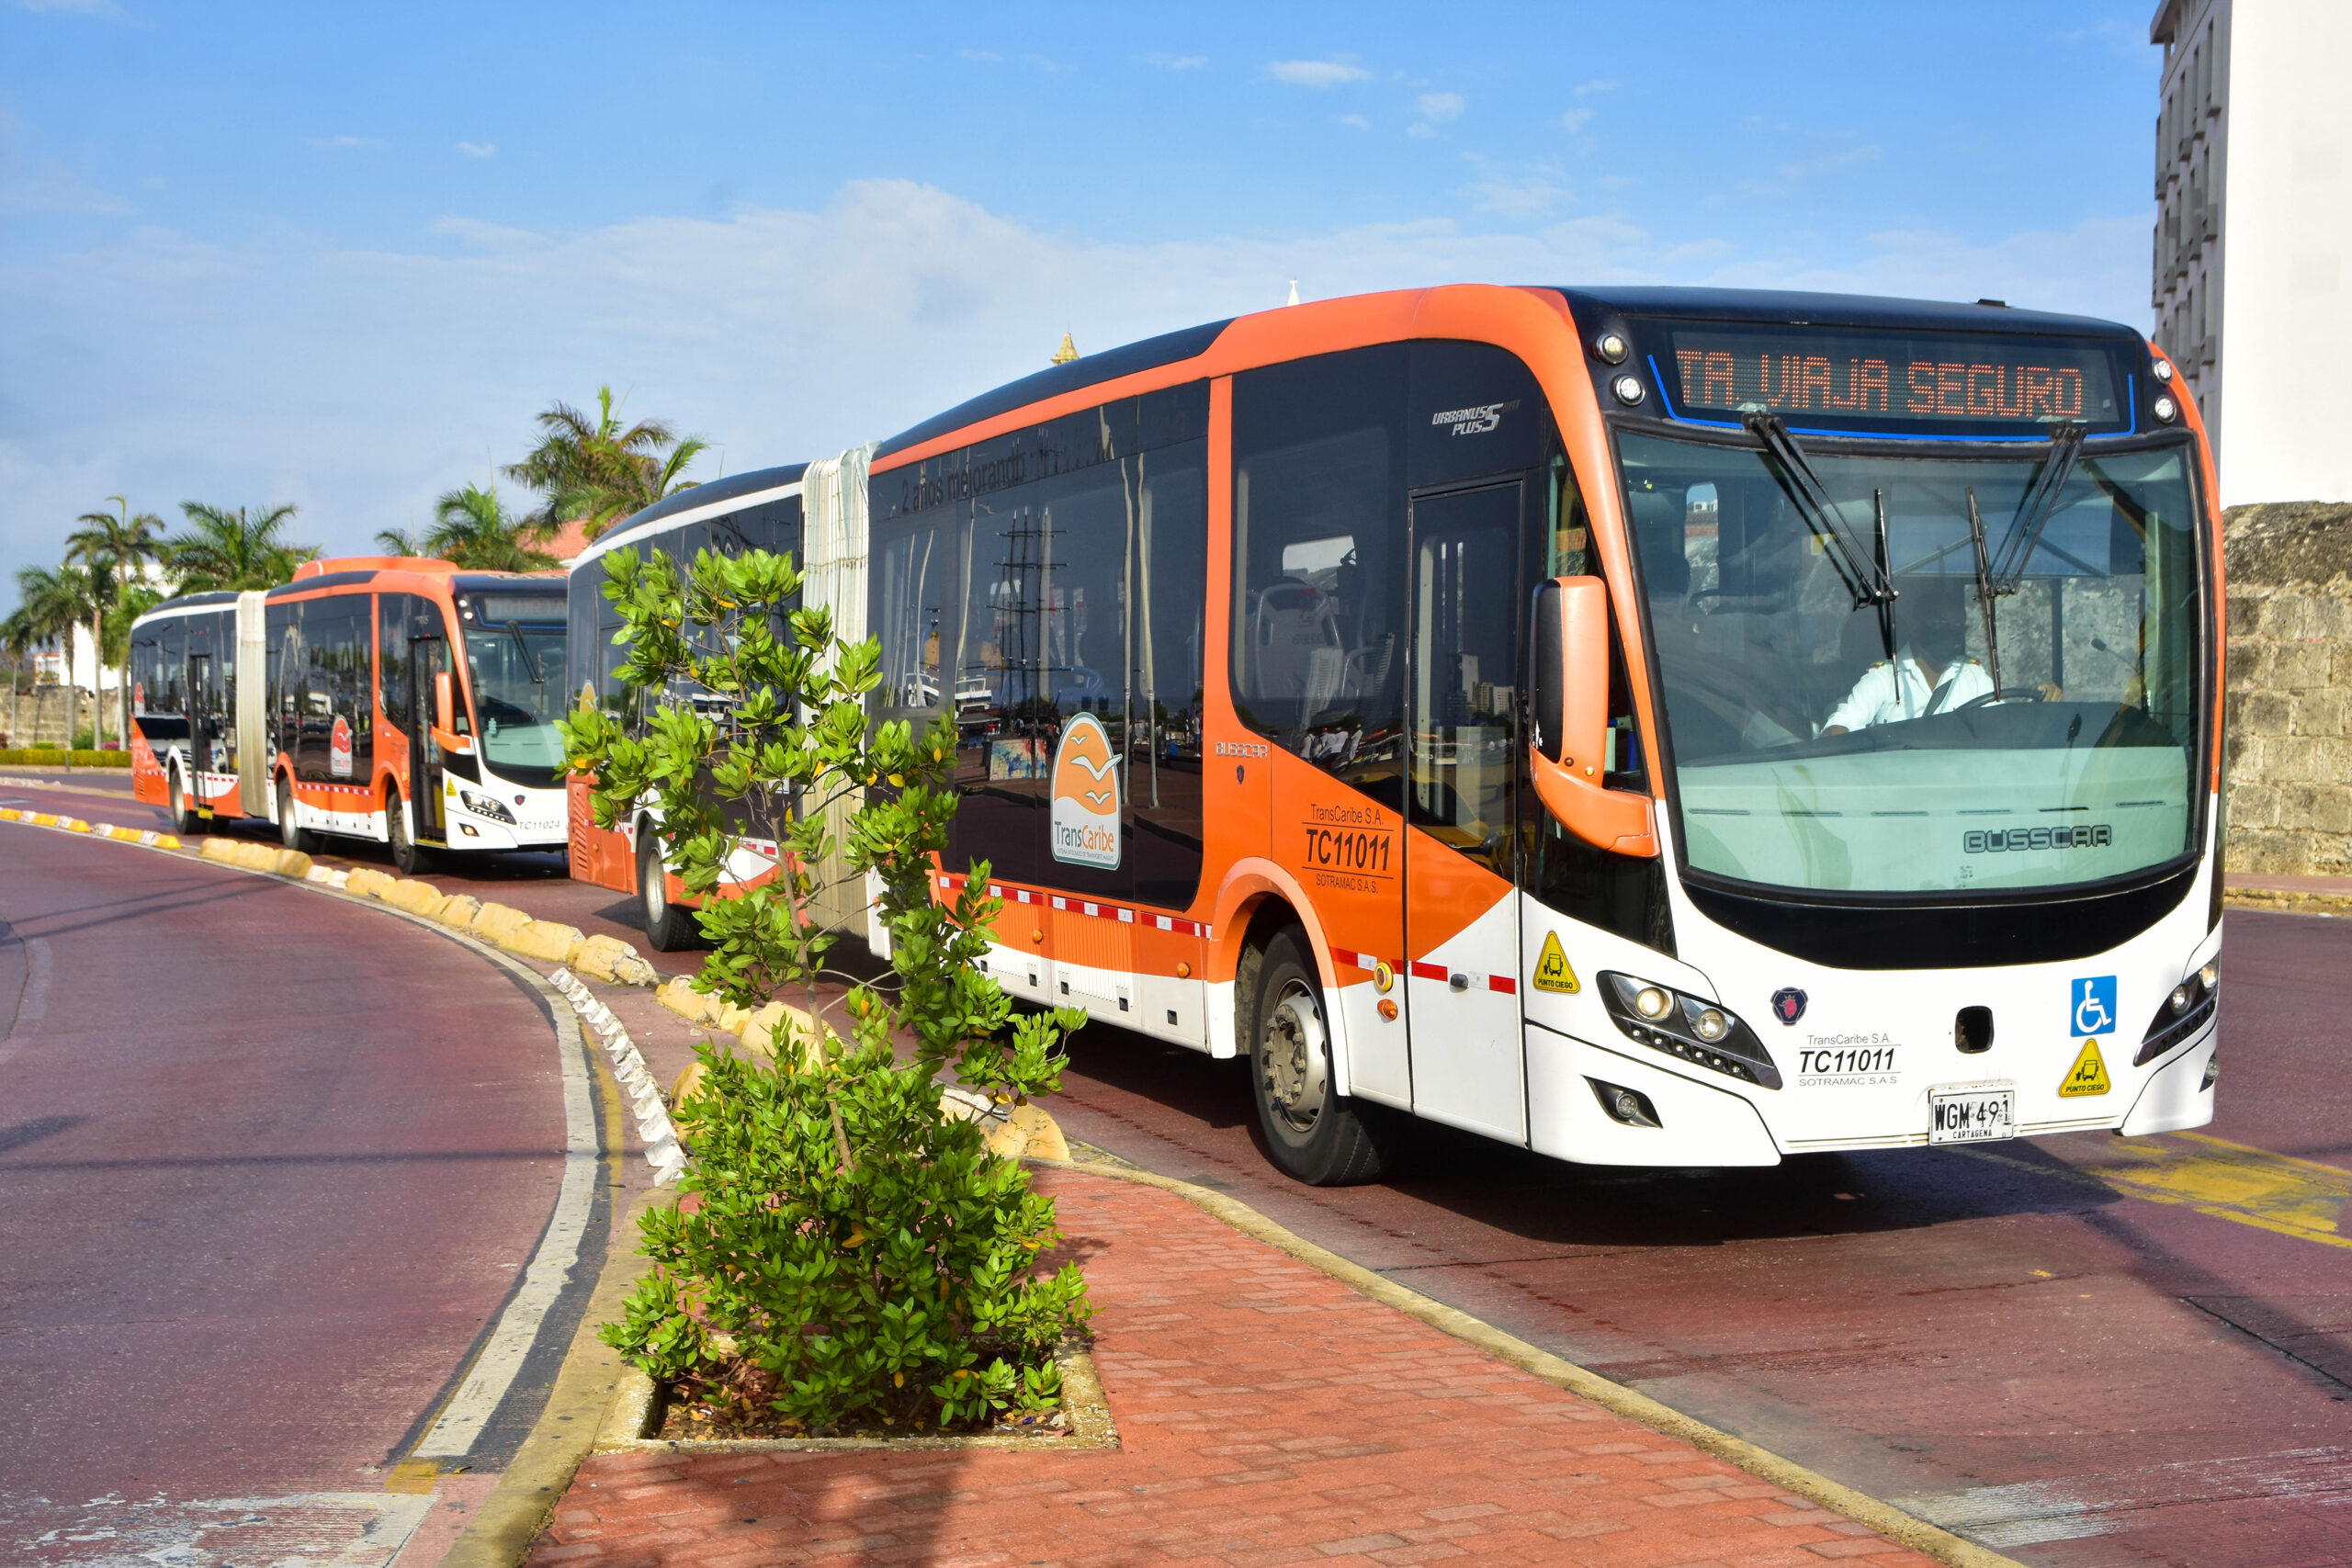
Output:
130,624,162,717
379,592,412,728
158,615,186,716
1230,343,1408,799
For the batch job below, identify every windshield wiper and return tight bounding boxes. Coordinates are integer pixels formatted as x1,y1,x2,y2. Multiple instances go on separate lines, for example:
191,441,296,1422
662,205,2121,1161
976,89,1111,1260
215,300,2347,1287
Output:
503,621,545,683
1963,489,2006,693
1987,422,2086,594
1744,413,1897,607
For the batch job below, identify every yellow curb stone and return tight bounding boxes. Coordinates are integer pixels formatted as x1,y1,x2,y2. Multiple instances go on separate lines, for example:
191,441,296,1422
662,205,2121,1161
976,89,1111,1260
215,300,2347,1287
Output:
198,838,313,878
435,893,483,929
574,933,658,987
380,878,451,919
502,919,586,964
987,1102,1069,1162
469,901,532,944
657,976,724,1026
741,999,841,1061
345,866,398,899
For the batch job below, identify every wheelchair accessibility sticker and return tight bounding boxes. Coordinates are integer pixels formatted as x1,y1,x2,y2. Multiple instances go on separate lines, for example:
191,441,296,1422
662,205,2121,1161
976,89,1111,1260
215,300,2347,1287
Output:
2071,976,2117,1037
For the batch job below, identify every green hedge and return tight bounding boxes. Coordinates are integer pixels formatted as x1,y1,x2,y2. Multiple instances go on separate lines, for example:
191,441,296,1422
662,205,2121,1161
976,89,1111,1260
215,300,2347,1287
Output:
0,748,133,768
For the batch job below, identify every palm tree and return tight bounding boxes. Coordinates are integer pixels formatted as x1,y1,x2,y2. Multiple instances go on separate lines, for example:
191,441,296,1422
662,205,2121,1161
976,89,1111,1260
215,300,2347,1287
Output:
1,607,38,748
164,502,318,592
11,564,97,746
504,385,708,541
424,482,560,570
376,527,424,556
65,498,164,747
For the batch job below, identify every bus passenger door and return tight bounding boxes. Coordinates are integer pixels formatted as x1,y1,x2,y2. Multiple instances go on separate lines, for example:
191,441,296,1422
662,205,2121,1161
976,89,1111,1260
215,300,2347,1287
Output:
1403,480,1527,1142
411,635,450,840
186,651,214,814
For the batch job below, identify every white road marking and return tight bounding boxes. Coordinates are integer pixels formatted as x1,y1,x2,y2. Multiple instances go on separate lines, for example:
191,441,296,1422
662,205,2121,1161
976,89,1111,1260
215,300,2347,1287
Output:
13,1490,434,1567
412,994,598,1457
1900,1444,2352,1546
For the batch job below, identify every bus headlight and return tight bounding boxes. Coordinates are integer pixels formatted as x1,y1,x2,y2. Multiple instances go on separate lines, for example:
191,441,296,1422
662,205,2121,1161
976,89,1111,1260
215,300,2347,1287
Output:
458,788,517,824
2136,958,2219,1066
1598,973,1781,1089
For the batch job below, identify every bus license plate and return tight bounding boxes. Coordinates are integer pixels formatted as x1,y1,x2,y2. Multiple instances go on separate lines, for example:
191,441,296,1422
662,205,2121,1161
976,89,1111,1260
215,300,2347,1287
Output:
1928,1085,2017,1145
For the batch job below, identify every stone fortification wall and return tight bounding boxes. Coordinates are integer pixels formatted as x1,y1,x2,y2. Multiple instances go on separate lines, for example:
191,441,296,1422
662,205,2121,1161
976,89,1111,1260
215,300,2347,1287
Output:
2223,502,2352,875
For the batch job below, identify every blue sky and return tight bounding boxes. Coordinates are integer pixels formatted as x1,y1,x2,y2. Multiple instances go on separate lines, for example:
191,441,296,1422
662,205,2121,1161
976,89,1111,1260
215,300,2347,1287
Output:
1,1,2162,588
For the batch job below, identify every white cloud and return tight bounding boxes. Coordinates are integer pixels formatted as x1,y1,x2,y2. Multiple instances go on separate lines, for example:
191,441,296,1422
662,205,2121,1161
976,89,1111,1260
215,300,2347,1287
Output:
1575,78,1618,96
1740,141,1882,197
0,180,2157,595
1269,58,1370,88
302,134,386,151
1559,107,1593,132
0,111,133,215
1406,123,1435,141
1416,92,1464,123
1467,169,1570,220
1338,114,1372,130
456,141,496,159
957,49,1003,62
1142,52,1205,70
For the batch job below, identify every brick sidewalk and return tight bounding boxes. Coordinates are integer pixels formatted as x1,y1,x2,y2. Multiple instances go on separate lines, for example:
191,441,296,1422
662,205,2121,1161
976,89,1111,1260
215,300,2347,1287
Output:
528,1169,1942,1568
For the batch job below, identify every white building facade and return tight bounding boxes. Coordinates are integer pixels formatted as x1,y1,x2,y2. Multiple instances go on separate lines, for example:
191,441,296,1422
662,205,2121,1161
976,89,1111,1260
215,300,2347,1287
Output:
2152,0,2352,507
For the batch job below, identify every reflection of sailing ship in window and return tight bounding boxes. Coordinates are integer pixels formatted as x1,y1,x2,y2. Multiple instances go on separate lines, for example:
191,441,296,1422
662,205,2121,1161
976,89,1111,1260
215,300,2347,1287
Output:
876,522,944,709
966,503,1112,777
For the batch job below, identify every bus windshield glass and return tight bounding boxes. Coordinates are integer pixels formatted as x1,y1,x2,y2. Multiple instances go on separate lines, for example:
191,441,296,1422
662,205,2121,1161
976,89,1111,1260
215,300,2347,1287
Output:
1616,430,2204,896
462,598,568,788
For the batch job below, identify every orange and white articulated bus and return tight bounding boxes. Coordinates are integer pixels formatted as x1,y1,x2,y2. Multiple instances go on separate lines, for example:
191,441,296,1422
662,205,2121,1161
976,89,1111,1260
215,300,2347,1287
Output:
562,466,822,946
130,558,569,870
570,285,2223,1185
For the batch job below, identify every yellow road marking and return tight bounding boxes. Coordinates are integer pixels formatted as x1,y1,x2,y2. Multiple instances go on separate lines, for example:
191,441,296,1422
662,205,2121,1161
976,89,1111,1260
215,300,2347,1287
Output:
2065,1132,2352,1251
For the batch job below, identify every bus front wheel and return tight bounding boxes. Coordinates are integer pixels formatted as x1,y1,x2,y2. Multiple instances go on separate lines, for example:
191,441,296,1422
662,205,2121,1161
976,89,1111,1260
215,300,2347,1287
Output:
167,767,199,837
638,831,699,951
388,790,433,875
277,774,321,854
1247,929,1389,1186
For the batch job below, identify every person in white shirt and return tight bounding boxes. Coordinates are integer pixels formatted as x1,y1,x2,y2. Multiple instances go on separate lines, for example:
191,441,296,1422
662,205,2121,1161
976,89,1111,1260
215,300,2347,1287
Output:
1821,582,1995,735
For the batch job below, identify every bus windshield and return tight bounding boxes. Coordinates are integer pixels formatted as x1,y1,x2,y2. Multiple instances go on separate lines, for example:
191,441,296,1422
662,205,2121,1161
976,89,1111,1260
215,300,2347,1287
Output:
463,607,568,788
1616,430,2204,896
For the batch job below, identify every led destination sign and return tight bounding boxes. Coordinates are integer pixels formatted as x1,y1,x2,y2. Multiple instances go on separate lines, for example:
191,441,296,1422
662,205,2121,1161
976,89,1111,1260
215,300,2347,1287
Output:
1659,328,2128,434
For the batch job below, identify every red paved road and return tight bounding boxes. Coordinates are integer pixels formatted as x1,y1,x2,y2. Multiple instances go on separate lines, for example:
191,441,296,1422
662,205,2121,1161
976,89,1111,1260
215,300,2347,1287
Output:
22,772,2350,1565
0,817,581,1565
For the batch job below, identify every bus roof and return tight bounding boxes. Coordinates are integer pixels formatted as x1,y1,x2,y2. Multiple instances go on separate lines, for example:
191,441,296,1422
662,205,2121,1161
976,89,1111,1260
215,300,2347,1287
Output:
874,319,1233,461
865,285,2144,465
1549,286,2140,343
130,590,242,625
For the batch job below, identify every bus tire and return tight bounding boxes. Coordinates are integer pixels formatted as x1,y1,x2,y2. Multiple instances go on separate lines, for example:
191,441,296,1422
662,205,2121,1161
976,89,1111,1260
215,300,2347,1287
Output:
167,765,199,837
1247,929,1388,1187
638,831,698,951
277,773,321,854
388,790,433,875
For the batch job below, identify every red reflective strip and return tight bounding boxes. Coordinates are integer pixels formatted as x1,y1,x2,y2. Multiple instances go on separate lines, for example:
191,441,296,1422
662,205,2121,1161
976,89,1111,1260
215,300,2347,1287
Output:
1409,960,1449,982
1487,976,1517,996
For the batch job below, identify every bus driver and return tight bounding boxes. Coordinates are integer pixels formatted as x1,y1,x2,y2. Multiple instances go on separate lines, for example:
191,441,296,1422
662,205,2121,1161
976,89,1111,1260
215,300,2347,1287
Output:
1821,581,1996,735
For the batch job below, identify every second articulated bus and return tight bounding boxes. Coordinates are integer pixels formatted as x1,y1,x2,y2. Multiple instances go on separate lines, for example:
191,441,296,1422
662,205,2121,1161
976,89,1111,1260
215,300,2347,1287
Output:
569,284,2225,1185
130,557,570,869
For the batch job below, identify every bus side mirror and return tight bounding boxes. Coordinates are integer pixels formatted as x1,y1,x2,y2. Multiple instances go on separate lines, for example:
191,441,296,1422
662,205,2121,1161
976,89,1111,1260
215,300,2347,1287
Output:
434,671,454,734
1528,576,1658,857
1530,577,1610,771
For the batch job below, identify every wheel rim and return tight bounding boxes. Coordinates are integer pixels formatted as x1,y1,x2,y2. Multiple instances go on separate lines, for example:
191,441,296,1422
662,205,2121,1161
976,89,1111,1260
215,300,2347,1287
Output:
644,850,666,919
1260,980,1329,1135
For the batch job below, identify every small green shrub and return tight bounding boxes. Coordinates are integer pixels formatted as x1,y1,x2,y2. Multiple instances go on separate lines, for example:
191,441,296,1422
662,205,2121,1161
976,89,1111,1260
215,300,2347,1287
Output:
0,748,131,768
563,543,1091,1434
